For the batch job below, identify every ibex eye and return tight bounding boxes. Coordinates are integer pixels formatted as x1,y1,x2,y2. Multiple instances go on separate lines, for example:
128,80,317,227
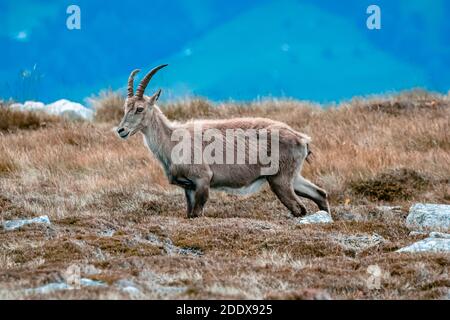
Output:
136,107,144,113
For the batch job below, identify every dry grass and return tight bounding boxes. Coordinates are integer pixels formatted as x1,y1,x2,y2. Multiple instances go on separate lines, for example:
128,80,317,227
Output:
89,90,125,123
0,101,61,132
350,168,432,202
0,89,449,299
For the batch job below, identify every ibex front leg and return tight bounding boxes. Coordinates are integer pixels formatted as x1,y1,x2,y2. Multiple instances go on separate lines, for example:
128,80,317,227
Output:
184,189,194,217
167,174,197,217
170,166,212,218
187,178,210,218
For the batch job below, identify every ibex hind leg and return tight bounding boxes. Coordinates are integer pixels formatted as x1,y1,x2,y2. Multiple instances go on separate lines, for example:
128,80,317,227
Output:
294,176,330,213
267,175,307,217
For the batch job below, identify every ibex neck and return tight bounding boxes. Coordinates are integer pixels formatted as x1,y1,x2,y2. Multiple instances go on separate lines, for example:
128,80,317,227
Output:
141,106,174,171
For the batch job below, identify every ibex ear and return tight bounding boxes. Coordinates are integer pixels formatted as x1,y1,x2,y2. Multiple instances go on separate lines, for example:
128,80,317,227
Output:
148,89,162,105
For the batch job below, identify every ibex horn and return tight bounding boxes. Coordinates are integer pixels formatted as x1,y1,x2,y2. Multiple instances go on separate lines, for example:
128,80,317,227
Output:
135,64,168,98
127,69,140,98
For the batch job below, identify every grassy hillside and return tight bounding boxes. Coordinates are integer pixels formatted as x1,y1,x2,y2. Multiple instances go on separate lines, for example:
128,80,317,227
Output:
0,90,449,299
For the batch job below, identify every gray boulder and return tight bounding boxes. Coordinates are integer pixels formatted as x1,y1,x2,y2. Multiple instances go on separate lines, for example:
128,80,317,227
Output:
99,229,115,237
408,231,428,237
406,203,450,231
2,215,51,231
24,278,105,295
115,279,141,296
297,211,333,224
397,232,450,253
25,282,71,295
79,278,106,287
429,232,450,239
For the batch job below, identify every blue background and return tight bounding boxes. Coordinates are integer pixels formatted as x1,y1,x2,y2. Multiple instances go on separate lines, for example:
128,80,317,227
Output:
1,0,449,103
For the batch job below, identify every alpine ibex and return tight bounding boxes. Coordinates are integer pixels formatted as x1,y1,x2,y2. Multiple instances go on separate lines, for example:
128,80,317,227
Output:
117,64,329,218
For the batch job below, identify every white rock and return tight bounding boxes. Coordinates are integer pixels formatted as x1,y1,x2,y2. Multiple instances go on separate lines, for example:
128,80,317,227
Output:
297,211,333,224
115,279,141,296
99,229,115,237
406,203,450,231
377,205,402,212
122,286,141,295
10,101,45,110
397,237,450,253
429,232,450,239
25,282,70,295
24,278,105,295
79,278,106,287
10,99,93,121
81,264,102,275
2,215,50,231
46,99,93,120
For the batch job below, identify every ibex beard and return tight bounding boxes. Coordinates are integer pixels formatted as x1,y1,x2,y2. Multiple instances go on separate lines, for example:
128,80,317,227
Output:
116,64,330,218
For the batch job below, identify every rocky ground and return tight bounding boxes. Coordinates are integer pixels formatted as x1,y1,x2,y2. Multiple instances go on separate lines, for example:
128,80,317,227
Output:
0,90,449,299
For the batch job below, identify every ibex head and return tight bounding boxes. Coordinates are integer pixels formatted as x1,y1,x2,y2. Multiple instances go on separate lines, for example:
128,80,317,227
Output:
116,64,168,139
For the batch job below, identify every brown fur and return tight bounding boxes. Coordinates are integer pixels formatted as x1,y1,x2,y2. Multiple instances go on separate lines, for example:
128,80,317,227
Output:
117,67,329,218
118,99,329,218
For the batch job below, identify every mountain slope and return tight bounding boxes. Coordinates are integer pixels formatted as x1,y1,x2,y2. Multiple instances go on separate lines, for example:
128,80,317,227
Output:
152,0,427,102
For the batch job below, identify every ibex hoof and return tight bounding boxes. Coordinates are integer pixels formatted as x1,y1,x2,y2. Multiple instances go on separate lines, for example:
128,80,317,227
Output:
291,207,308,217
